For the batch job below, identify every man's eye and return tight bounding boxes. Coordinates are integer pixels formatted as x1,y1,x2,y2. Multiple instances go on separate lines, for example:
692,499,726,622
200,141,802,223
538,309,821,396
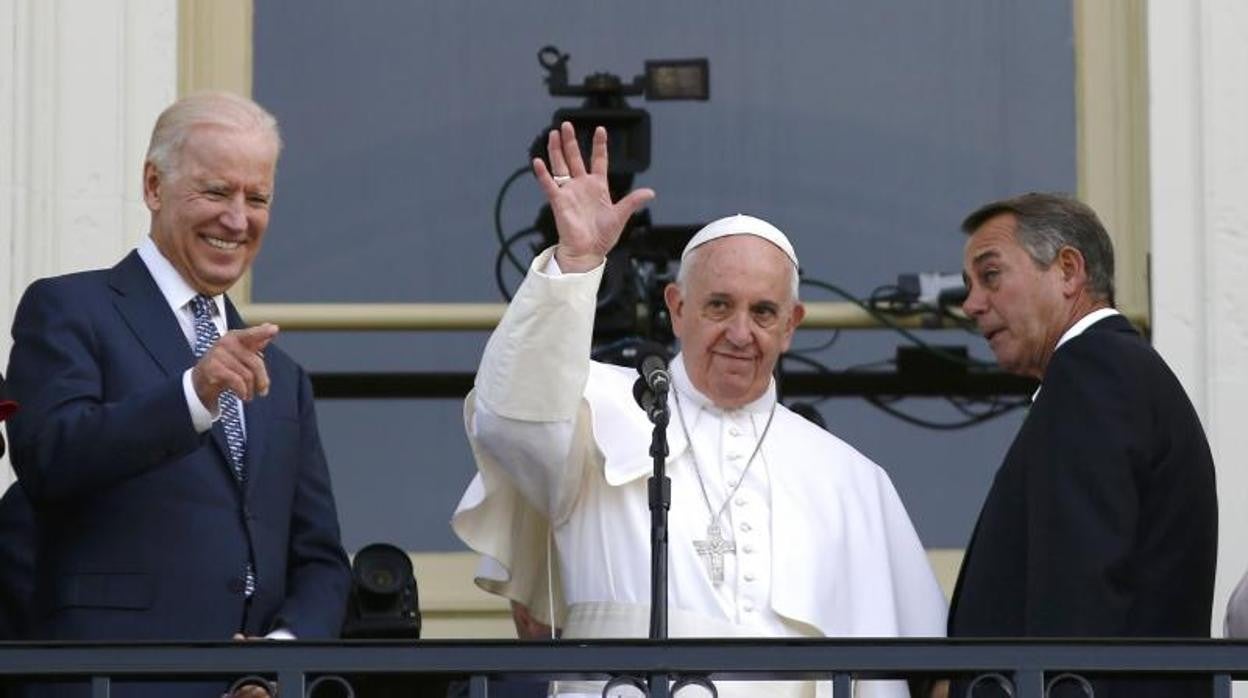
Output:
704,300,730,317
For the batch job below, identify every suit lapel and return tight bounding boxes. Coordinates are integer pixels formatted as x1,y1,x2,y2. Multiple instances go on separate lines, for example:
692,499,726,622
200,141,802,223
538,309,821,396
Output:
109,252,195,379
108,252,238,486
226,298,267,497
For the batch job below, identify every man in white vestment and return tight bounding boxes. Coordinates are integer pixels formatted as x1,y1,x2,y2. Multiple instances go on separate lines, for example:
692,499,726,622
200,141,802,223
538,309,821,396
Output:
452,122,946,697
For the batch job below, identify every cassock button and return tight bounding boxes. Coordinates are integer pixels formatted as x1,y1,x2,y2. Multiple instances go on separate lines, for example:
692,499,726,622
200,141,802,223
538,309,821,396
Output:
742,603,754,613
735,497,746,507
727,452,742,461
740,522,751,533
742,544,755,554
729,427,742,437
744,573,756,582
727,479,738,488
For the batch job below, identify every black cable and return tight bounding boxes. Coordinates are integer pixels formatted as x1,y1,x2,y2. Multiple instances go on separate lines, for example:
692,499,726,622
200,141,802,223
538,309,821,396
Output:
947,393,1027,419
493,226,541,301
494,165,532,277
867,284,914,315
936,304,980,333
779,352,833,374
865,395,1026,431
799,276,995,369
790,329,842,354
780,352,1026,430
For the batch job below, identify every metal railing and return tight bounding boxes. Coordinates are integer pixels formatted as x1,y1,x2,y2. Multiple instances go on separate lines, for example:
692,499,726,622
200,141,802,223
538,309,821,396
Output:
0,639,1241,698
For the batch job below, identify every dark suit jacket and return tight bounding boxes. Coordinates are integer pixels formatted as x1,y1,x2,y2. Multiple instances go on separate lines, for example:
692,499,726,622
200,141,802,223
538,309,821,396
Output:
0,482,34,642
949,315,1217,697
5,251,351,644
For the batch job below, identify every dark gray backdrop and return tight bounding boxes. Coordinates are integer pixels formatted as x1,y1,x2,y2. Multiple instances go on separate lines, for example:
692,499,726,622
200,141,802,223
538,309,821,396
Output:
252,1,1074,553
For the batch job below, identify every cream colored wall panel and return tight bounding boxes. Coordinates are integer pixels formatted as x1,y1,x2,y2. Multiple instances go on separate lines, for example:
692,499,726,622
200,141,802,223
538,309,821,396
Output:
422,613,516,640
409,549,962,639
1074,0,1150,326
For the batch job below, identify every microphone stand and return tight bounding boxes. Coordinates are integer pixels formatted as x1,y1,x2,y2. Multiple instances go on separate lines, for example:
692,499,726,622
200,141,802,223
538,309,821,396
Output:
641,382,670,641
643,382,671,698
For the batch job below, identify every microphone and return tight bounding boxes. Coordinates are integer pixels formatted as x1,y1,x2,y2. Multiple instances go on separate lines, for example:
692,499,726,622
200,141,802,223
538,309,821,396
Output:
635,343,671,395
633,378,667,424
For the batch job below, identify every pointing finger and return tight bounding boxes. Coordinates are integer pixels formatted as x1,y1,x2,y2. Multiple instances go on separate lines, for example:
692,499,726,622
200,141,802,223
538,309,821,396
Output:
236,324,279,352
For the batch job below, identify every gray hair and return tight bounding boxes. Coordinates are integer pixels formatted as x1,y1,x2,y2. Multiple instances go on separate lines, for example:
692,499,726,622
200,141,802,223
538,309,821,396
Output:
676,242,801,303
961,192,1116,305
145,91,282,177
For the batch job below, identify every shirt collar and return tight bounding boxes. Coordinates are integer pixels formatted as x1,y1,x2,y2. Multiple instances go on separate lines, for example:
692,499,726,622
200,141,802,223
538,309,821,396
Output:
1053,307,1120,353
1032,306,1120,400
136,236,226,317
671,352,776,416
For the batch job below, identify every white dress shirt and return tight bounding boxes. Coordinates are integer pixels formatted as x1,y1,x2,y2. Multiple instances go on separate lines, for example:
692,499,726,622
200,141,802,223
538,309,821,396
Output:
136,236,242,436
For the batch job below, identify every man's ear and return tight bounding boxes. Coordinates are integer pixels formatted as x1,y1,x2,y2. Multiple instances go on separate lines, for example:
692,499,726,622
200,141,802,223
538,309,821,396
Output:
1057,246,1088,296
142,162,162,212
664,283,683,322
780,302,806,351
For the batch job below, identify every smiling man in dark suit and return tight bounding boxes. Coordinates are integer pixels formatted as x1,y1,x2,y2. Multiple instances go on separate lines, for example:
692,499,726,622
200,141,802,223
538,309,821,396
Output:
948,193,1217,698
4,93,350,687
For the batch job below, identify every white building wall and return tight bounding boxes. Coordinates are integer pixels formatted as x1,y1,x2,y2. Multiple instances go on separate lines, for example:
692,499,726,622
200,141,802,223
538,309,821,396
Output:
0,0,177,487
1148,0,1248,637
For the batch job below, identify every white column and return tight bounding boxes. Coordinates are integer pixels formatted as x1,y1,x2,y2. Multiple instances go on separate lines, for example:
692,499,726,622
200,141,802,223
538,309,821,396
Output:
1148,0,1248,636
0,0,178,488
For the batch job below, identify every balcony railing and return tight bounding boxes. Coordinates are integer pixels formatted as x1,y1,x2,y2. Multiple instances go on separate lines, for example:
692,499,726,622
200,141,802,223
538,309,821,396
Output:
0,639,1243,698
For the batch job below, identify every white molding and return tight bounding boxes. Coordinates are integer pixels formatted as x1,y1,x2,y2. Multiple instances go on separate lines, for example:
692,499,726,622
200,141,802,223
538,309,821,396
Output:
1148,0,1248,637
0,0,177,488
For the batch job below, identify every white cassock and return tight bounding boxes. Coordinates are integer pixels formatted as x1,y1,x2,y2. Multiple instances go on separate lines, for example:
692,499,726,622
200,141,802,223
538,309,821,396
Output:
452,248,947,697
1226,569,1248,637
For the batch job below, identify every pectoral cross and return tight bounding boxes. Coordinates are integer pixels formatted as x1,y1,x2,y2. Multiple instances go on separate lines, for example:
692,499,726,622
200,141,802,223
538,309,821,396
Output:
693,522,736,586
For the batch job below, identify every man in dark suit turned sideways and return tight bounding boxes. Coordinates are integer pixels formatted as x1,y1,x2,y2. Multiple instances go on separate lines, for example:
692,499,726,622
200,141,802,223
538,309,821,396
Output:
947,193,1217,698
5,92,350,697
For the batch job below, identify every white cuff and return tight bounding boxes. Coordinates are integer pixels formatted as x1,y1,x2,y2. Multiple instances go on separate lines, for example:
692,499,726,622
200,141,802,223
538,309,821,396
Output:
263,627,296,641
182,369,220,434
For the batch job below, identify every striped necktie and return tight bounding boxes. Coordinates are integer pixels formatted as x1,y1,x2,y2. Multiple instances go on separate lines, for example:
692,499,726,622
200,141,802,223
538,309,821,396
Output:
188,294,255,597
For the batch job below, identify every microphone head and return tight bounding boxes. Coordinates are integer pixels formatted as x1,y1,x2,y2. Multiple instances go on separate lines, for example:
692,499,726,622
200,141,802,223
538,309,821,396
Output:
634,341,672,393
640,353,667,377
633,341,670,372
632,377,656,413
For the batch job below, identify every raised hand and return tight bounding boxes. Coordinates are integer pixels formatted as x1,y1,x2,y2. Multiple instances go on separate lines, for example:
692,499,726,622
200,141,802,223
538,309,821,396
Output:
532,121,655,273
192,323,279,408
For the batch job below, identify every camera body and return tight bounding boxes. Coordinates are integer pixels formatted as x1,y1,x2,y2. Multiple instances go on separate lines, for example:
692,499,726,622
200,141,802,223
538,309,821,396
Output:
341,543,420,640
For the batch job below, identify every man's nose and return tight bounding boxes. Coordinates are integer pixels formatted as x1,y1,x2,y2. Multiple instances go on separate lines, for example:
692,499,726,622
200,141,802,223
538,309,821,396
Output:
724,312,753,345
962,285,986,318
220,198,247,232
